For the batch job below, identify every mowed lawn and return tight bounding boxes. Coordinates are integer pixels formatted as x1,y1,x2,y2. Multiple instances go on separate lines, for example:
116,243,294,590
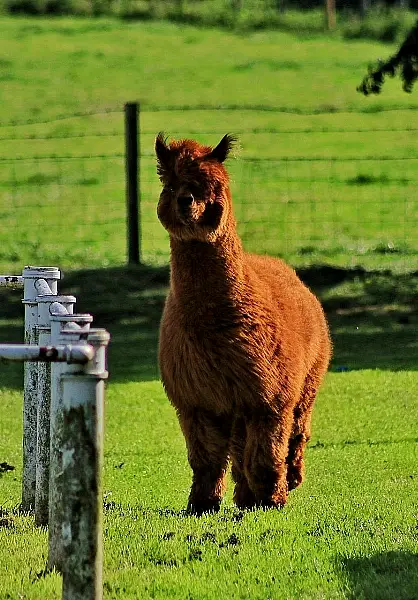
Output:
0,16,417,272
1,369,418,599
1,264,417,599
0,14,417,600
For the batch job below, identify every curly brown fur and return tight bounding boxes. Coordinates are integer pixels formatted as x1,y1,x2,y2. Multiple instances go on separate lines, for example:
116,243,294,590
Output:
156,134,331,515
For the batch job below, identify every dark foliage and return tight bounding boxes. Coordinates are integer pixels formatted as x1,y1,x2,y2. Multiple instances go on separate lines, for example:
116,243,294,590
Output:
358,20,418,94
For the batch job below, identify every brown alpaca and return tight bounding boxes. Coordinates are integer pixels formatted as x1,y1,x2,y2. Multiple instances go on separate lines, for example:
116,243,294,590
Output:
155,133,331,515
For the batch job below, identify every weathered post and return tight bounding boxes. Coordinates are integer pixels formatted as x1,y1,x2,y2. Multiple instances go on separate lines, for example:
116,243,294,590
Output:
61,328,109,600
359,0,371,17
325,0,336,30
231,0,243,14
125,101,140,265
21,266,60,512
34,295,76,527
48,315,93,572
176,0,187,14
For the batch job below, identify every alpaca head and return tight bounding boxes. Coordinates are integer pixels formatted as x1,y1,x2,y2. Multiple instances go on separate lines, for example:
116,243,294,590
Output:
155,133,236,242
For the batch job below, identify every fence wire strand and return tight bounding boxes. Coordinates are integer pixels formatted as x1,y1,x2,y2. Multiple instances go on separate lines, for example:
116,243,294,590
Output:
0,105,417,273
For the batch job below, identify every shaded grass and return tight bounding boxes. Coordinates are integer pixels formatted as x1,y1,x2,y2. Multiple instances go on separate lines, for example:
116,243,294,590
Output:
0,264,417,390
342,552,418,600
63,265,418,374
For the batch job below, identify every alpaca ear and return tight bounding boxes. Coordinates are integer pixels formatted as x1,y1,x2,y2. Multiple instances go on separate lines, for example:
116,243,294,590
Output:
205,134,237,163
155,132,171,172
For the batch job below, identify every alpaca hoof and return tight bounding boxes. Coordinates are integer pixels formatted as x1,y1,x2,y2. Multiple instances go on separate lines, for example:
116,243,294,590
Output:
287,468,303,491
235,501,257,511
258,497,286,510
187,498,222,517
234,486,257,511
287,478,302,491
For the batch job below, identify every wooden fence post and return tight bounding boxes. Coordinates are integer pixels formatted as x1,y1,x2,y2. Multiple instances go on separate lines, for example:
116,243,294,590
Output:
360,0,371,16
125,102,141,265
325,0,336,30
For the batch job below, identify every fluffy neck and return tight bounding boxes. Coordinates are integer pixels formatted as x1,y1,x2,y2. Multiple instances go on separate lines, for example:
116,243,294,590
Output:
169,226,245,312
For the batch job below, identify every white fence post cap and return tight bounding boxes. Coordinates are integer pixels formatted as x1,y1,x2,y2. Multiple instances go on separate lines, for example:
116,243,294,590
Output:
22,266,61,279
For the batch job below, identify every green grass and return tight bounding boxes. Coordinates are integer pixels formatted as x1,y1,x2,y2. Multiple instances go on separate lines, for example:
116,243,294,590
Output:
0,16,417,272
1,265,417,598
2,1,417,44
0,15,417,599
1,372,418,599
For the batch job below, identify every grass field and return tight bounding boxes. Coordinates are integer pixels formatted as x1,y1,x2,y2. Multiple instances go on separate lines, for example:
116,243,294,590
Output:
0,14,417,600
0,16,417,271
2,373,418,600
1,264,417,599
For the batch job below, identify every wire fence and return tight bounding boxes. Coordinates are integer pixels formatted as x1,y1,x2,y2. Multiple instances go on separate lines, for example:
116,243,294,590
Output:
0,104,417,273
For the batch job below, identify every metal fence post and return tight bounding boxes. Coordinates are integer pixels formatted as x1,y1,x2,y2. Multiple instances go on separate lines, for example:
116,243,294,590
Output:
35,295,76,527
48,316,93,572
21,266,60,512
125,101,140,265
0,275,23,288
61,328,109,600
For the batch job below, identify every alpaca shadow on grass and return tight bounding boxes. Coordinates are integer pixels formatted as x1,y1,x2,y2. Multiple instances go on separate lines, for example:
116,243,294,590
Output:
65,263,416,379
298,266,418,372
61,264,417,382
0,264,416,389
341,551,418,600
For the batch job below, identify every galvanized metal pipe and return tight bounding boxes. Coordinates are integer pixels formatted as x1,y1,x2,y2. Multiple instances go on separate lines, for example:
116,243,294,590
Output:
1,267,109,600
0,344,94,363
21,266,60,512
0,275,24,288
50,314,93,343
35,295,76,527
61,328,109,600
48,318,93,573
35,278,56,296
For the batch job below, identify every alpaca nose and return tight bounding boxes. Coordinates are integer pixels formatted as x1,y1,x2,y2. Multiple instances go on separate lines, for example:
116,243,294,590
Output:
177,193,194,210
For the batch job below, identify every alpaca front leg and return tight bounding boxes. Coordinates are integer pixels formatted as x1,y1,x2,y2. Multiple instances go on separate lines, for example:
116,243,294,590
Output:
230,417,257,509
244,412,294,508
188,464,228,516
287,365,325,491
178,409,232,516
232,465,257,510
286,411,313,492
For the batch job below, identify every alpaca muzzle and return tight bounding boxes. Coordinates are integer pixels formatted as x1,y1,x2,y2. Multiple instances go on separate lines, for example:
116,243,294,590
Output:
177,193,194,211
176,193,197,223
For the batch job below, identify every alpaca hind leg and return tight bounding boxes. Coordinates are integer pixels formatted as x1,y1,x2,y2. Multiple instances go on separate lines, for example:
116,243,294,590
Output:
287,370,321,491
230,417,257,509
244,411,294,508
179,409,232,516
